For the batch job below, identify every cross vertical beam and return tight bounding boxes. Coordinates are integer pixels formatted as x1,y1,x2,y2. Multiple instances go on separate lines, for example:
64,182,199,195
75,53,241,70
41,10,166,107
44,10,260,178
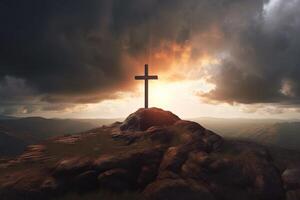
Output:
135,64,158,109
145,64,149,108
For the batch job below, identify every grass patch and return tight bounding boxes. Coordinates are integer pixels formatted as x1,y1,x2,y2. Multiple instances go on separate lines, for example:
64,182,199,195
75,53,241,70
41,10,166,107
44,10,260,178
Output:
45,130,154,160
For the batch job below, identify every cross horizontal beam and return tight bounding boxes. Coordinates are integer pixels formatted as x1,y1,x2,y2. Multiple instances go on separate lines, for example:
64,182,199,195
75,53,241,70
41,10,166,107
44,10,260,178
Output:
135,75,158,80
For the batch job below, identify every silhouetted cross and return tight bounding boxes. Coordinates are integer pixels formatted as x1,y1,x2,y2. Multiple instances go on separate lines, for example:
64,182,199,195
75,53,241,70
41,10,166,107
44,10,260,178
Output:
135,64,158,108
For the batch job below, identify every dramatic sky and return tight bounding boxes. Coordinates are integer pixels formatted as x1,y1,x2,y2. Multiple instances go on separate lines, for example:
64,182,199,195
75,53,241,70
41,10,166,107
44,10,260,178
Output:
1,0,300,119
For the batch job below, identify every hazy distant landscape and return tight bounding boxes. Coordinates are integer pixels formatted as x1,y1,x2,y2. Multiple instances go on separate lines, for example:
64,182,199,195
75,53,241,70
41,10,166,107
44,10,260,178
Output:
0,116,119,157
194,118,300,150
0,115,299,157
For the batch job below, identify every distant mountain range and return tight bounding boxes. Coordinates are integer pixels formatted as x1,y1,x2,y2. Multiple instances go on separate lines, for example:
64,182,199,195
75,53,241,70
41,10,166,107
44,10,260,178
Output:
0,131,28,157
193,117,300,151
0,115,18,120
240,122,300,150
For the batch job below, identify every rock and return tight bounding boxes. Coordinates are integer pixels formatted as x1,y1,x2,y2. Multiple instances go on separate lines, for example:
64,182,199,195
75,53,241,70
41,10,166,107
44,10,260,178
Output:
159,146,190,173
93,155,121,172
40,177,59,192
172,120,223,152
73,170,99,191
54,135,82,144
94,148,164,174
93,153,141,174
15,145,47,164
208,142,284,200
147,127,174,144
143,179,215,200
98,168,134,191
157,171,181,180
120,108,180,131
286,189,300,200
252,164,285,200
53,157,92,178
180,140,285,200
111,131,144,144
138,164,159,188
0,169,49,200
181,151,211,179
202,130,223,151
282,168,300,190
174,120,205,133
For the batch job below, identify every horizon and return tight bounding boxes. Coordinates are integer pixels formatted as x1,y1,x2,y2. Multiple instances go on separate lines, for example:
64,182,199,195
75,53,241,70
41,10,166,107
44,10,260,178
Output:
4,110,300,122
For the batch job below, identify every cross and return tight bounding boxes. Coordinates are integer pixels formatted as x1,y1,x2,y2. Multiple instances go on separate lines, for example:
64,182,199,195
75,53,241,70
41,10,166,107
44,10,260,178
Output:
135,64,158,108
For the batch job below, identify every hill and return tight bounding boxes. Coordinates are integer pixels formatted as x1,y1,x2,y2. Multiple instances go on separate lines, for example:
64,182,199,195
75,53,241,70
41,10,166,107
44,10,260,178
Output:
0,117,117,157
0,108,298,200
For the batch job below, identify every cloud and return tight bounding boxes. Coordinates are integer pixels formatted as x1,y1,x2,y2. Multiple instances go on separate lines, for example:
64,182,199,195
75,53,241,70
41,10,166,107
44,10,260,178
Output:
0,76,36,102
200,0,300,106
1,0,300,115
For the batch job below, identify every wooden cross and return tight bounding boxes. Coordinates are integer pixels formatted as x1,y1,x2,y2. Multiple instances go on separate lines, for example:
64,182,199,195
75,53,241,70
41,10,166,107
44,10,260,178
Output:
135,64,158,108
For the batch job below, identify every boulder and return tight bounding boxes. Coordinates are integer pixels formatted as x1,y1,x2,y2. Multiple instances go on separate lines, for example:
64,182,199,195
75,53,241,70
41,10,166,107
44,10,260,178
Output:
252,164,285,200
15,145,47,163
286,189,300,200
93,155,122,172
137,164,159,188
40,177,59,192
0,170,49,200
147,127,174,144
181,151,211,179
207,143,284,200
93,147,164,173
97,168,134,191
120,108,180,131
143,179,215,200
282,168,300,190
174,120,205,133
52,157,92,178
73,170,99,191
156,170,181,180
202,130,223,151
159,146,190,173
93,152,142,174
173,120,223,152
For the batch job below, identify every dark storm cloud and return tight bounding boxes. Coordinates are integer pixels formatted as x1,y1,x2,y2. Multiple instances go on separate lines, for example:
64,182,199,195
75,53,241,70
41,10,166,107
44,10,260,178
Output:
0,0,300,114
0,0,123,96
202,0,300,105
0,0,254,108
0,0,127,114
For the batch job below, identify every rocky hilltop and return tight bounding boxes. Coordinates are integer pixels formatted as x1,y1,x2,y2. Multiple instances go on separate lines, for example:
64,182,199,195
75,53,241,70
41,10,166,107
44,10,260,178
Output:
0,108,298,200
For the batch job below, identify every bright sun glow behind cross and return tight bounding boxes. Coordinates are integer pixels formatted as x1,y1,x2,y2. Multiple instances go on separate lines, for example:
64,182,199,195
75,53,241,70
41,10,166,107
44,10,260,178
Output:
145,79,215,109
150,81,172,108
